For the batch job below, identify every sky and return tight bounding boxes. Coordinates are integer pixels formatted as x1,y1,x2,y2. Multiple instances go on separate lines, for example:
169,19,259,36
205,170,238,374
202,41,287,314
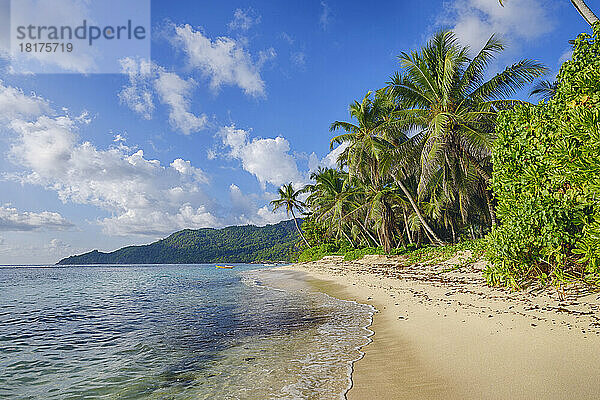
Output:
0,0,595,264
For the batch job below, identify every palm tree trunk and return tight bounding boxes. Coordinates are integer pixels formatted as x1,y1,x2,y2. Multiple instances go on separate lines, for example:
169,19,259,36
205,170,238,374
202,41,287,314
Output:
340,227,355,248
378,200,394,253
484,190,497,227
356,219,380,247
402,207,414,245
290,210,310,246
396,180,443,245
571,0,599,26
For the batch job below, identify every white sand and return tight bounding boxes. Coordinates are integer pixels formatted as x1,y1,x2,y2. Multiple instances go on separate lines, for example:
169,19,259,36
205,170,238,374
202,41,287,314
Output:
278,253,600,399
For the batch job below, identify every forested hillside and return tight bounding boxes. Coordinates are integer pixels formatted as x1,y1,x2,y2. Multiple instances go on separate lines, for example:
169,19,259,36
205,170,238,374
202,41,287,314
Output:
57,220,299,265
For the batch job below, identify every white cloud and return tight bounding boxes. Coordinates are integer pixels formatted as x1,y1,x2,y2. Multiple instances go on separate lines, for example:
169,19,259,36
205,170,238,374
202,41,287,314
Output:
228,184,288,226
228,8,261,31
170,158,209,183
439,0,554,52
322,142,349,169
171,24,272,97
319,1,331,30
218,125,305,189
154,70,207,134
1,80,309,240
308,142,349,173
1,83,219,236
118,58,155,120
119,58,207,134
0,81,51,120
100,205,219,236
0,205,74,231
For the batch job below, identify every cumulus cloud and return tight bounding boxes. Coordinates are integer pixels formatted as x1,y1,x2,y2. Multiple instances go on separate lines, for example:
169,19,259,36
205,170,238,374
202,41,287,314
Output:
154,70,207,134
0,205,74,231
0,81,51,120
308,142,349,172
119,58,207,134
228,8,261,31
217,125,305,189
171,24,273,97
438,0,554,52
118,58,155,119
8,119,216,235
1,83,219,236
228,184,288,226
100,205,219,236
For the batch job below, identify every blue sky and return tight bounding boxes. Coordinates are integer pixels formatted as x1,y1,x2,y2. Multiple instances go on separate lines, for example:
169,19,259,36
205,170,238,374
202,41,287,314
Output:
0,0,595,264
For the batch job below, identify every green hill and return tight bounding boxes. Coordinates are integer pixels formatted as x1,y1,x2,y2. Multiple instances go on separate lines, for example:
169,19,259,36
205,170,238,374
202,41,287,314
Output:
57,220,300,265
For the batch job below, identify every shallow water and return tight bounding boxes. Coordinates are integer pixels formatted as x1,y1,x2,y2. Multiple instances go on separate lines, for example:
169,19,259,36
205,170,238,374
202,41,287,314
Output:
0,265,373,399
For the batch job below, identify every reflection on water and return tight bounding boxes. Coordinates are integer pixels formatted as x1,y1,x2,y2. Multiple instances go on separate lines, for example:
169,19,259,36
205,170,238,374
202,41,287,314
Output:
0,265,373,399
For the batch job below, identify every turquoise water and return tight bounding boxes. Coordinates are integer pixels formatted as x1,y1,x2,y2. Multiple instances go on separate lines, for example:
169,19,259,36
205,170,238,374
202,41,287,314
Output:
0,265,374,399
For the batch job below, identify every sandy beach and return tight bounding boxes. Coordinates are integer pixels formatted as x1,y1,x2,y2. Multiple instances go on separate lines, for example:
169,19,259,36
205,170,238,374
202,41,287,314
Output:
278,252,600,399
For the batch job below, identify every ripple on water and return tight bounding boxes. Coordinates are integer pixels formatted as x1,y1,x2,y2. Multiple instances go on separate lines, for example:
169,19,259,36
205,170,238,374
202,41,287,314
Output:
0,265,373,399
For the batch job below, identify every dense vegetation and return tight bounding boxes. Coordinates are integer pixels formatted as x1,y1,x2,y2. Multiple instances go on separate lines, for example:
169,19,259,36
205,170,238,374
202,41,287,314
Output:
276,25,600,290
58,220,300,265
486,24,600,288
286,30,544,261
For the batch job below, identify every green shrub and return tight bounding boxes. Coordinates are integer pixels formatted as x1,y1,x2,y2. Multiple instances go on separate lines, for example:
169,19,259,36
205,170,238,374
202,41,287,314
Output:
486,23,600,289
343,247,385,261
297,242,352,262
406,239,485,264
298,239,484,265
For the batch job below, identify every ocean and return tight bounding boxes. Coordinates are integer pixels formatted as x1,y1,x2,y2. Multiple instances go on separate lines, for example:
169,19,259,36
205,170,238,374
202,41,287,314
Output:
0,264,374,399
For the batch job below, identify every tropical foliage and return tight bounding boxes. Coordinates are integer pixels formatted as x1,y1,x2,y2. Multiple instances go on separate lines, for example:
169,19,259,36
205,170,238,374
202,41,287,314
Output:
296,26,600,290
271,183,310,246
485,23,600,289
298,30,546,259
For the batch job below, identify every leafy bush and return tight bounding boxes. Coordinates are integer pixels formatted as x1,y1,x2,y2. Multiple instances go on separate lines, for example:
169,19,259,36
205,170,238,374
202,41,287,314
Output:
343,247,385,261
297,242,353,262
298,240,484,264
406,239,485,264
486,23,600,289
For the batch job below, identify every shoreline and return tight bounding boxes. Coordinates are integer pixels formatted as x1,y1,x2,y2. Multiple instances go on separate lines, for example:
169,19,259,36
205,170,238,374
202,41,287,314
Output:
277,254,600,399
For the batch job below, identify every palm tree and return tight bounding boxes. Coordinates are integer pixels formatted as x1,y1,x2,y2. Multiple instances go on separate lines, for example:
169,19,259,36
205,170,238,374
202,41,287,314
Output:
271,183,310,246
571,0,600,25
499,0,598,26
304,168,357,246
386,31,547,227
330,92,444,247
530,80,558,101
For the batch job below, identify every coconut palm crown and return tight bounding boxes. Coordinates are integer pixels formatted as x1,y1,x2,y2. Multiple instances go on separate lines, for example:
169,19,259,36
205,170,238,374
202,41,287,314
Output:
386,30,548,225
270,183,310,246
